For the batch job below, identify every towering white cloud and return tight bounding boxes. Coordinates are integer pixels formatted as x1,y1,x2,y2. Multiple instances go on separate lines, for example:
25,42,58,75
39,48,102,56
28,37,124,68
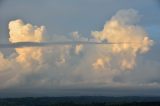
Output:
8,19,45,69
92,9,153,70
0,9,155,94
9,19,45,43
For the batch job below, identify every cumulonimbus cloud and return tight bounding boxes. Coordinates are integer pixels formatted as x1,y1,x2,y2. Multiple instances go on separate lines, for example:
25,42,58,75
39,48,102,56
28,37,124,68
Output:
0,9,155,93
92,9,153,70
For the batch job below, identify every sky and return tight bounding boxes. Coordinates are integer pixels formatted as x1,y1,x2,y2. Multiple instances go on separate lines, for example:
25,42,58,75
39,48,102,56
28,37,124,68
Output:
0,0,160,97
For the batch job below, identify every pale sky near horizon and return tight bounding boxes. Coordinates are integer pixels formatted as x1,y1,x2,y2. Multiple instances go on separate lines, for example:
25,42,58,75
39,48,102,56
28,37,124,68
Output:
0,0,160,97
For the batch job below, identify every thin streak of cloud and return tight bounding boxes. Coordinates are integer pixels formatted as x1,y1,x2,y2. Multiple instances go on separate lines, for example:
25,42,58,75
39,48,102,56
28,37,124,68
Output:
0,41,145,48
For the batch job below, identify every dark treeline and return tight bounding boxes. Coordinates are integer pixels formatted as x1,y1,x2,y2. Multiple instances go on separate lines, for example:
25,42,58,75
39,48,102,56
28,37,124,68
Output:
0,96,160,106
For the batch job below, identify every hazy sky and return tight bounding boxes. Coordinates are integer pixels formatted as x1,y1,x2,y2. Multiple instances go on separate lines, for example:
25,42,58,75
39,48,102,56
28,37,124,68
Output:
0,0,160,97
